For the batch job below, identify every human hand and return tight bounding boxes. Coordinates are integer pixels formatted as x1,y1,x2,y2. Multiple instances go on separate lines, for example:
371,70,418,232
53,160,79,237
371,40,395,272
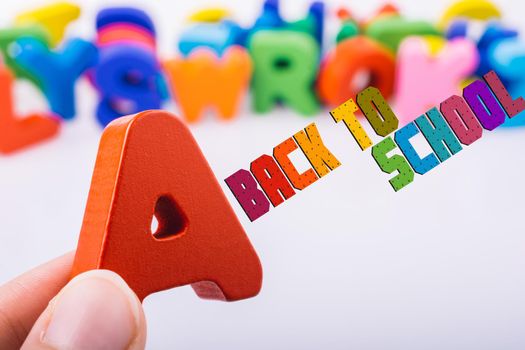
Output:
0,253,147,349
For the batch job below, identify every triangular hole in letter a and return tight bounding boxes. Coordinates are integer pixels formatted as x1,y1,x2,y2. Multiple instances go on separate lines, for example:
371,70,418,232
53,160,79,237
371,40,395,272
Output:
151,195,188,240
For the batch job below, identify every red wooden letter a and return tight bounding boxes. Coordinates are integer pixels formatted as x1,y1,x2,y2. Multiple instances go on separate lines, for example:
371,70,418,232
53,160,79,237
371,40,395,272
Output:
72,110,262,301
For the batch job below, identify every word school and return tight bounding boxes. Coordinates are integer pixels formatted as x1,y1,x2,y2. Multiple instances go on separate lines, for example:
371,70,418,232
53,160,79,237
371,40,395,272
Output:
225,70,525,221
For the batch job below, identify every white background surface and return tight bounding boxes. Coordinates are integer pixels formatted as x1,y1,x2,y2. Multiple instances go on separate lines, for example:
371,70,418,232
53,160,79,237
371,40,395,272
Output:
1,0,525,349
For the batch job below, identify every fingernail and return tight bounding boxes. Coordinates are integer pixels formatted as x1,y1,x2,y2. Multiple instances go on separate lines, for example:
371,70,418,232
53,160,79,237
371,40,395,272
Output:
41,270,141,350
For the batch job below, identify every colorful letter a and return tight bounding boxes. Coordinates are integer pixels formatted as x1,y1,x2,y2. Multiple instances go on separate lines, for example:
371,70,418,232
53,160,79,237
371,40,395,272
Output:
72,110,262,302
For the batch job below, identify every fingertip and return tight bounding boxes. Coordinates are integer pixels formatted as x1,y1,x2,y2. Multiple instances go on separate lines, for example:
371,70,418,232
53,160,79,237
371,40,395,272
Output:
22,270,147,350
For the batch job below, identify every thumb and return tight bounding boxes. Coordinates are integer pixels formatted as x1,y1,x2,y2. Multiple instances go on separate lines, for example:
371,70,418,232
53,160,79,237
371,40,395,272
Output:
21,270,147,350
